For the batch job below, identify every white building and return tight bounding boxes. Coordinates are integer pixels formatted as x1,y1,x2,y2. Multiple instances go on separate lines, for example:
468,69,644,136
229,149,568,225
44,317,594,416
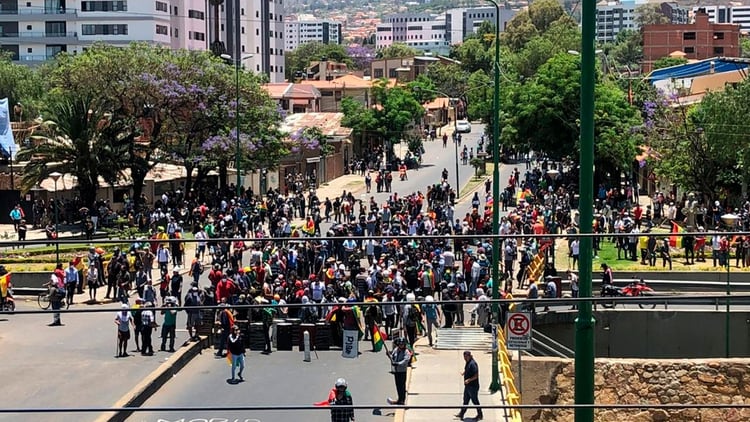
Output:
209,0,285,83
596,1,688,42
0,0,209,64
444,7,517,46
284,14,342,51
375,13,449,55
695,5,750,33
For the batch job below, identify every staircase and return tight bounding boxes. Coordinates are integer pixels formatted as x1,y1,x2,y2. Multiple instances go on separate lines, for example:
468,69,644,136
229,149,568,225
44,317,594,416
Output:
434,327,493,350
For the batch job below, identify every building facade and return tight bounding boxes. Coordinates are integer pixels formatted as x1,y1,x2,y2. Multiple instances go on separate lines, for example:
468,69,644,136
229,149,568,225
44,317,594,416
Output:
207,0,285,83
444,7,516,46
284,14,342,51
695,5,750,33
642,11,741,73
375,13,449,55
0,0,209,63
595,1,688,43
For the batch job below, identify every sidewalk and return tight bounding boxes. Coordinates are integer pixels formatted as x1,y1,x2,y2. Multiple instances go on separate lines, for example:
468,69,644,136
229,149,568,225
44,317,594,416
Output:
403,335,512,422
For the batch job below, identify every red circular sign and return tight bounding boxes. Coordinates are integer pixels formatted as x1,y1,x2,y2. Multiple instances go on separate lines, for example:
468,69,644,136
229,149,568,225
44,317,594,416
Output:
508,313,530,336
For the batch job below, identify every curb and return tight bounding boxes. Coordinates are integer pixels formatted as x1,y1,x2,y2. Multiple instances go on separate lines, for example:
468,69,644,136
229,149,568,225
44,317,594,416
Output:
94,336,208,422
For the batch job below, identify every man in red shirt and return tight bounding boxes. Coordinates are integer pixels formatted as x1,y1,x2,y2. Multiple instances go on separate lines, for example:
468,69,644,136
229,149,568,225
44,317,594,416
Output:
208,264,223,287
215,275,237,304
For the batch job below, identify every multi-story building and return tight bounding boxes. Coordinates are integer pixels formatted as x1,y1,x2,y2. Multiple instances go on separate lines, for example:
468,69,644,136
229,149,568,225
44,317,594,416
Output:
208,0,285,83
595,1,688,43
444,7,516,46
375,13,449,55
284,14,342,51
695,5,750,33
0,0,209,64
642,11,741,73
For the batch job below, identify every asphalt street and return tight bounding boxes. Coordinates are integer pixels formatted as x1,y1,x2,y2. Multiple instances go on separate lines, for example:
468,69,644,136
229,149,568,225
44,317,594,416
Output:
0,299,193,422
133,348,397,422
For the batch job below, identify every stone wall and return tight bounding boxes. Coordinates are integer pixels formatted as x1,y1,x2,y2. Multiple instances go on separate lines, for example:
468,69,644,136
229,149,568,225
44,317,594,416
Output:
525,358,750,422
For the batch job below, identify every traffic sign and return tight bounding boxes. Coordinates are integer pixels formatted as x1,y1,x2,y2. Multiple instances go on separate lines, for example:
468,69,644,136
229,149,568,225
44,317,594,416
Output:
506,312,532,350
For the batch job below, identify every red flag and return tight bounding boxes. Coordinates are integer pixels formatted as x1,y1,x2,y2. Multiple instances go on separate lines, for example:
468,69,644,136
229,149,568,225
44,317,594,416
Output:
314,388,336,406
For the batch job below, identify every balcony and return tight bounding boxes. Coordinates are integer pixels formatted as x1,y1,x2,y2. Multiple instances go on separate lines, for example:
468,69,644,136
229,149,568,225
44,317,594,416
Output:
0,8,77,21
12,54,52,64
0,31,78,41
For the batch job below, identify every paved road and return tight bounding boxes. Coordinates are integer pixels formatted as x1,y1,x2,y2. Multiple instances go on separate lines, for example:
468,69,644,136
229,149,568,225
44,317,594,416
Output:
134,349,397,422
0,299,193,422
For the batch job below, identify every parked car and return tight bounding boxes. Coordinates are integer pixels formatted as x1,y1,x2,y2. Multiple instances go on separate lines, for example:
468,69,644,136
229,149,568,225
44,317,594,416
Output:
456,120,471,133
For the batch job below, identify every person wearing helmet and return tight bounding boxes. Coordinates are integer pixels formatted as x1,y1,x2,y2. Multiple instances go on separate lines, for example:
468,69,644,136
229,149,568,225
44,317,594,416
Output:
387,337,412,405
328,378,355,422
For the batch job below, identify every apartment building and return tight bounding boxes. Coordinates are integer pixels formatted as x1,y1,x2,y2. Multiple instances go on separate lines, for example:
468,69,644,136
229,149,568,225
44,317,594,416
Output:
642,11,741,72
208,0,285,83
0,0,208,63
375,13,449,55
284,14,342,51
695,5,750,33
444,6,516,46
595,1,688,42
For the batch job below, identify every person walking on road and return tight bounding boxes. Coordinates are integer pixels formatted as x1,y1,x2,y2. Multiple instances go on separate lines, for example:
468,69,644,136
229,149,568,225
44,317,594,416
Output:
387,337,412,405
115,303,133,357
46,263,65,326
227,325,246,384
160,296,178,352
140,302,156,356
328,378,355,422
454,350,483,421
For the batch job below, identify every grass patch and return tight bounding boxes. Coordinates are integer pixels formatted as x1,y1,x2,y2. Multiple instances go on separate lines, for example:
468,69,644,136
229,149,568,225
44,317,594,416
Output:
460,163,494,198
553,236,750,273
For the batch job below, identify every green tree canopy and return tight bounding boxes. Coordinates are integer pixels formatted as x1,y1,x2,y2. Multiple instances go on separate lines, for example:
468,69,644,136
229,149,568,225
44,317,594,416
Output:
377,43,419,59
652,56,688,70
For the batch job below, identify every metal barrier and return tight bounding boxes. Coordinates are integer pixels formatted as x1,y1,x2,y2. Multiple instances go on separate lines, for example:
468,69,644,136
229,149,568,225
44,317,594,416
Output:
496,327,523,422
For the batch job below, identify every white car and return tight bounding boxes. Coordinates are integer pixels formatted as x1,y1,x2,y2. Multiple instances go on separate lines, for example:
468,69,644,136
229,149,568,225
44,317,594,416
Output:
456,120,471,133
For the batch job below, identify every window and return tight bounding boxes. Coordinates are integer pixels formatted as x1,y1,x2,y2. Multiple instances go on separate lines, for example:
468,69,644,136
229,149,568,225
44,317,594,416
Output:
173,6,178,15
714,46,724,54
683,32,696,40
188,9,205,20
241,27,245,34
188,31,205,41
26,25,32,30
173,28,178,38
156,24,168,35
241,8,244,15
80,1,127,12
27,47,32,53
81,24,128,35
684,46,695,53
713,32,724,40
155,1,167,12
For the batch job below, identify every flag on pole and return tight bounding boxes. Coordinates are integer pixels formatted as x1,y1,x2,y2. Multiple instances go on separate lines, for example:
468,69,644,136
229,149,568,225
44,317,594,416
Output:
226,351,232,366
670,221,684,248
372,325,387,352
314,389,336,407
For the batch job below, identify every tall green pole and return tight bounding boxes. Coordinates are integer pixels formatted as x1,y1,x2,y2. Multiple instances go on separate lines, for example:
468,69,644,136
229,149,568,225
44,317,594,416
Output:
575,0,596,420
726,259,730,357
235,60,242,199
487,0,502,394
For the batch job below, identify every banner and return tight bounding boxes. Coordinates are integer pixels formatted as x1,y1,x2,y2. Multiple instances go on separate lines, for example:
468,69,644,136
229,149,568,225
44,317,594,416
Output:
0,98,15,159
342,329,359,359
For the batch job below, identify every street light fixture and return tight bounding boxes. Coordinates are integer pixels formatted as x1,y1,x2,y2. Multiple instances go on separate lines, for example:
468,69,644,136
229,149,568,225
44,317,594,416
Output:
49,172,62,264
220,53,254,199
482,0,502,394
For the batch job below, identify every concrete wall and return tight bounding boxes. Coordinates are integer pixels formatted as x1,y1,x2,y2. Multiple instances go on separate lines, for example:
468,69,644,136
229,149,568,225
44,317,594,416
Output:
535,310,750,358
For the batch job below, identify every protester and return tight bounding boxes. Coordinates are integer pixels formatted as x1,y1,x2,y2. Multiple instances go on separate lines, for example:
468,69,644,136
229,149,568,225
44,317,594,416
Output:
115,303,133,357
227,325,246,384
454,350,483,421
387,337,412,406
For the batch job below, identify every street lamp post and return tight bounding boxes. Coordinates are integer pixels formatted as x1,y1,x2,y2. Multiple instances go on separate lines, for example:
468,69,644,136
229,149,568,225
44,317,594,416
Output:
220,53,254,199
451,101,460,197
721,214,739,358
483,0,502,394
547,168,560,271
575,0,597,419
49,172,62,264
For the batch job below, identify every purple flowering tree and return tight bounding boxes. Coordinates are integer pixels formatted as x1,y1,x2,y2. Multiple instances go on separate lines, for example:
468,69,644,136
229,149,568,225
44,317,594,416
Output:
347,45,375,71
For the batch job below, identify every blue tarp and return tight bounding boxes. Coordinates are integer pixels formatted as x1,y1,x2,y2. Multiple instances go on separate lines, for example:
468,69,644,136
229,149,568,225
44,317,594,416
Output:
0,98,15,160
647,58,749,82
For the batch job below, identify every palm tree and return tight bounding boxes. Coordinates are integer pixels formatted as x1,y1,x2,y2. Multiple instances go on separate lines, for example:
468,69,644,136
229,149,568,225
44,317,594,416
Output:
17,94,127,207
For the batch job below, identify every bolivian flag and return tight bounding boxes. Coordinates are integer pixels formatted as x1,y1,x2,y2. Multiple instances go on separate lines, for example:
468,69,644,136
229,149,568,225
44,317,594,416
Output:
372,325,387,352
0,273,9,298
670,221,684,248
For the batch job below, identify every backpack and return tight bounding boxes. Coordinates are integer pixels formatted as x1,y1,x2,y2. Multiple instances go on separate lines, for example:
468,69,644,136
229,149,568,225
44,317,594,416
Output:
407,305,421,323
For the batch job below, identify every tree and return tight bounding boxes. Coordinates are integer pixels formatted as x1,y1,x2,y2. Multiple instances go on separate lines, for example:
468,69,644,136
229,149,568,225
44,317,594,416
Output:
17,94,128,207
285,42,353,80
406,74,438,104
347,45,375,71
0,57,45,122
528,0,569,33
377,43,419,59
741,38,750,58
652,56,688,70
502,11,539,53
635,4,671,26
501,53,641,180
609,30,643,71
424,63,470,99
451,38,493,74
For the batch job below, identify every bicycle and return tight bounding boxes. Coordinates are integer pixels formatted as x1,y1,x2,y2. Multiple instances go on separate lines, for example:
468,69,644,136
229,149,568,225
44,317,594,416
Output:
38,287,66,310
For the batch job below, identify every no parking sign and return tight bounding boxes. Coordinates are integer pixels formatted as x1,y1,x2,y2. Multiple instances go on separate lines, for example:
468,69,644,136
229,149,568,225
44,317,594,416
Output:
505,312,532,350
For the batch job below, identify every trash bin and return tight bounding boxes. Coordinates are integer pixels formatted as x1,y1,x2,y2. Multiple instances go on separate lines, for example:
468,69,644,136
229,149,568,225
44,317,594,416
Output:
276,323,293,351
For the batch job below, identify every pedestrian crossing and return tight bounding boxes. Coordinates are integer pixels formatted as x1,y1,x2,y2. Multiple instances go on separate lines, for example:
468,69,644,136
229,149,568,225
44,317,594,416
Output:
434,327,493,350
